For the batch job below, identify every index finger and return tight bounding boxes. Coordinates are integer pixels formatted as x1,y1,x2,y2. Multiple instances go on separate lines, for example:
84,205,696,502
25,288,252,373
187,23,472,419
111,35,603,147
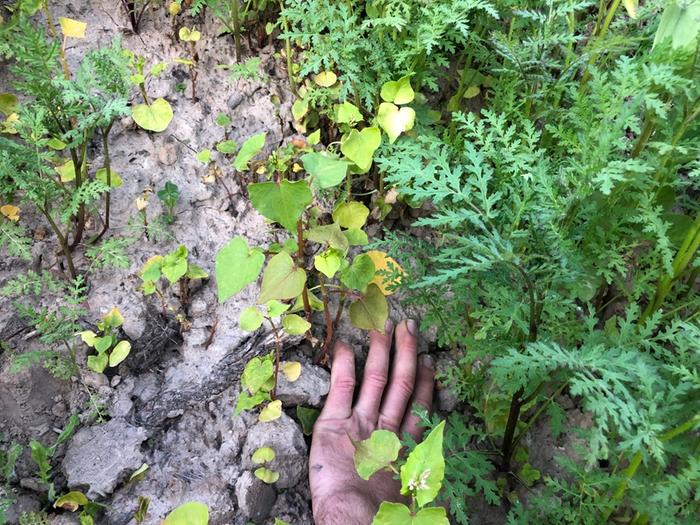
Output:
317,341,355,420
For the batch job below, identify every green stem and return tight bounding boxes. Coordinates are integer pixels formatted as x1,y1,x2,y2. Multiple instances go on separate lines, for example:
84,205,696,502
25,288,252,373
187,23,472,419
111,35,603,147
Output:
296,219,312,325
630,112,654,158
90,123,114,244
279,1,297,96
579,0,622,90
602,415,700,521
232,0,242,62
511,381,569,453
39,203,77,279
641,211,700,322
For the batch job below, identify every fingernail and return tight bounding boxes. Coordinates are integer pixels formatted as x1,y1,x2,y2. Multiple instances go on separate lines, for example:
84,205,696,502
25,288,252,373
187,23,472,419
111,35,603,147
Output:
406,319,418,336
384,318,394,333
421,354,434,368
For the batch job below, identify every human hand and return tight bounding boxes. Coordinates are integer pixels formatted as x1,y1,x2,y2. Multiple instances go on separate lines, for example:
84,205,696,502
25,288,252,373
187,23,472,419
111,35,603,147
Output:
309,319,435,525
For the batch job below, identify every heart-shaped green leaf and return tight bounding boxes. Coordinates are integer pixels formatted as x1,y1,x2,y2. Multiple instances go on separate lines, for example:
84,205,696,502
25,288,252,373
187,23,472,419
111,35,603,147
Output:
314,249,343,278
400,420,445,507
353,429,401,480
162,245,188,283
332,201,370,229
233,132,266,171
249,180,312,232
87,353,109,373
340,254,375,290
240,306,264,332
132,98,173,132
266,300,291,318
235,390,269,415
241,354,275,394
162,501,209,525
216,236,265,302
109,340,131,367
349,284,388,331
94,335,113,353
377,103,415,144
372,502,449,525
281,314,311,335
340,127,381,172
254,467,280,484
343,228,369,246
306,223,349,252
141,255,164,282
259,399,282,422
216,140,238,154
333,101,363,125
258,252,307,304
380,75,414,105
196,149,212,163
252,447,276,464
95,168,123,188
301,152,349,189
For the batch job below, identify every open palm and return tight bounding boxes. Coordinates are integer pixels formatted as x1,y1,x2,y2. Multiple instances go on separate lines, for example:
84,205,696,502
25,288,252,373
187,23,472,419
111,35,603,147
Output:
309,320,435,524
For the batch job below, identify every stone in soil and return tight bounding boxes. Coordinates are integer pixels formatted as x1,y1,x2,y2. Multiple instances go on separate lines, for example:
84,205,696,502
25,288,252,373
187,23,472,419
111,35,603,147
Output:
241,412,308,489
235,470,278,521
276,362,330,408
62,419,148,499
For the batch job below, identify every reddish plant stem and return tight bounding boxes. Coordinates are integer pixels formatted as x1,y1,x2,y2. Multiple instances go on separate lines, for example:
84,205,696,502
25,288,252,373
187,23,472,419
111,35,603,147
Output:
296,219,312,324
318,276,334,359
267,318,283,399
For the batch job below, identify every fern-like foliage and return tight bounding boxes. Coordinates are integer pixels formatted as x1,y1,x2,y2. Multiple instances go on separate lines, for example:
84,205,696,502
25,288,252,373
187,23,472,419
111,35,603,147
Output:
373,2,700,522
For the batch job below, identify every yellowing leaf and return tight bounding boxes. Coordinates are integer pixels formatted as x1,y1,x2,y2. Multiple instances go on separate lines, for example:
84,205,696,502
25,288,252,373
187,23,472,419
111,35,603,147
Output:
259,400,282,422
0,204,20,222
54,491,88,511
1,113,19,134
109,340,131,367
95,168,123,188
55,160,76,182
281,361,301,382
332,201,370,229
102,307,124,328
129,463,149,483
376,102,415,144
623,0,638,18
59,17,87,38
168,2,182,16
132,98,173,132
0,93,18,116
136,193,150,211
313,71,337,87
178,27,201,42
366,250,404,295
252,447,276,464
79,330,97,347
463,85,481,99
380,75,414,105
